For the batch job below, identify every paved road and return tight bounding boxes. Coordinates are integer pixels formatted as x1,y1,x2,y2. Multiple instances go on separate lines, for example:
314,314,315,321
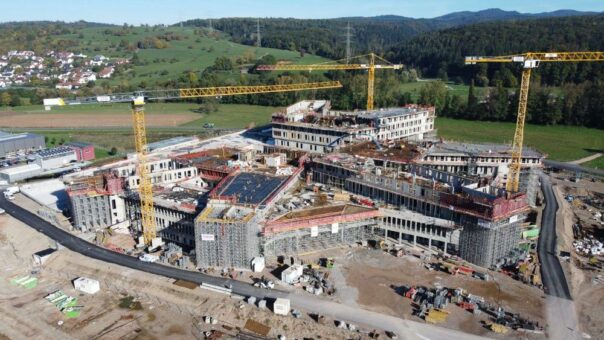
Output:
538,174,572,300
0,194,484,340
538,174,580,340
544,159,604,177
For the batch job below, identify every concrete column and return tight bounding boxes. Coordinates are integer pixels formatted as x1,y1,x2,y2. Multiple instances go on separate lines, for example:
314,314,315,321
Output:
398,232,402,245
413,234,416,246
428,238,432,250
444,241,448,255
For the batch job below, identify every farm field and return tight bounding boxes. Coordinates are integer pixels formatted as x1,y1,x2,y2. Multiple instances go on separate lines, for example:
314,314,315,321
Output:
0,103,278,129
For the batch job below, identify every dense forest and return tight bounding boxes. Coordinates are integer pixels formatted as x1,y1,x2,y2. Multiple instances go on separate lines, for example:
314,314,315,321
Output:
179,9,597,60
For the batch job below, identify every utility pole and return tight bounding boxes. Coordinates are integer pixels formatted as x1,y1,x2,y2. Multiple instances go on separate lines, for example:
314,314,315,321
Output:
256,18,261,47
345,22,352,64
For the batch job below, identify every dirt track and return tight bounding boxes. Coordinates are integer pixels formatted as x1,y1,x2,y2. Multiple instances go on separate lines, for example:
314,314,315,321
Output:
0,111,198,128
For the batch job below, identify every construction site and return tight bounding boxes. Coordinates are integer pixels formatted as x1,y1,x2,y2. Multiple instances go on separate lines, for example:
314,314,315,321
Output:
2,47,604,340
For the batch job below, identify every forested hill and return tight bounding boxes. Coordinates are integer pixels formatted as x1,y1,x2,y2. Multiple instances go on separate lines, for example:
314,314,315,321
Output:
388,14,604,84
178,9,599,60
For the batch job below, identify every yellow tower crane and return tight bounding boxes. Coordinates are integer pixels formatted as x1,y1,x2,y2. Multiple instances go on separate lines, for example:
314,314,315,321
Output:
257,53,403,110
43,81,342,245
465,52,604,192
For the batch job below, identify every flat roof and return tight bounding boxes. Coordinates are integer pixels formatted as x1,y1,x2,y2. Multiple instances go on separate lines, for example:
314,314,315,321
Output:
356,107,430,120
0,163,41,175
428,142,543,158
0,131,43,143
148,136,198,151
215,172,288,206
65,141,92,148
36,146,75,159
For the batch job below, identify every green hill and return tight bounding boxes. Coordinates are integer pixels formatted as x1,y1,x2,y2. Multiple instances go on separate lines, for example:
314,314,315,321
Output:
0,23,328,87
54,26,327,86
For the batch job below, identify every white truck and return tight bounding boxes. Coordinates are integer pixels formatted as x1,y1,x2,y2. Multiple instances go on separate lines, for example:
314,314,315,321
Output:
4,186,19,196
138,254,159,263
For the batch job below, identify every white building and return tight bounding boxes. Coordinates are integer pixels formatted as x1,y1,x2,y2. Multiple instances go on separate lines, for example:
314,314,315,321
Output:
272,101,435,154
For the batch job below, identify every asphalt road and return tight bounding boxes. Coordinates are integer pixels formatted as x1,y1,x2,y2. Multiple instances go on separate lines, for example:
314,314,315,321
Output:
538,174,572,299
544,159,604,177
538,174,580,340
0,194,484,340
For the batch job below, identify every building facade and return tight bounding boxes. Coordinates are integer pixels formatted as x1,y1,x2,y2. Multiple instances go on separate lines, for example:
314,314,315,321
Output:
272,101,435,154
0,131,45,158
65,142,95,162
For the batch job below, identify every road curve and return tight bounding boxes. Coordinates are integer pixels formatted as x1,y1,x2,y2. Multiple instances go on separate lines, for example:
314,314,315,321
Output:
0,194,486,340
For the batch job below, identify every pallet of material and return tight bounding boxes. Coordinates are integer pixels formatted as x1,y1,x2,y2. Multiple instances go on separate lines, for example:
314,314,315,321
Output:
425,309,449,323
10,276,39,289
173,279,198,290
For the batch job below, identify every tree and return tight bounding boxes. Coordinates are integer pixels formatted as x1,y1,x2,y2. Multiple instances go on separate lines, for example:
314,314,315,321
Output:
214,56,234,71
9,94,21,107
187,71,198,85
467,80,479,118
197,98,220,114
109,147,118,155
418,81,448,112
0,92,10,106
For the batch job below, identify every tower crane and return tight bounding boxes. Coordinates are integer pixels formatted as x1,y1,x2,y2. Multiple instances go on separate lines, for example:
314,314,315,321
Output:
465,52,604,192
43,81,342,246
257,53,403,110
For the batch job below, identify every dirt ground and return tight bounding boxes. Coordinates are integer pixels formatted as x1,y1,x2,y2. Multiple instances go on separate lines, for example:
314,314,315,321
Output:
0,111,198,128
0,214,363,340
550,172,604,339
310,247,546,339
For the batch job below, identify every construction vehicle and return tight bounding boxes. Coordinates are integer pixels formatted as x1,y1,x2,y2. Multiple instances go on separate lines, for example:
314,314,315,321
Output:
43,81,342,246
465,52,604,192
258,53,403,110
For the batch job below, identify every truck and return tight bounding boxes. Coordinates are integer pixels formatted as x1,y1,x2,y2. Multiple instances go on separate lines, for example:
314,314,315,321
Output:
138,254,159,263
4,186,19,196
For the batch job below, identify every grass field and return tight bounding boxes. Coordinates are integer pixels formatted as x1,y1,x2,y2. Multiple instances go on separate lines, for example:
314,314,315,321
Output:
582,156,604,170
436,117,604,162
54,27,327,85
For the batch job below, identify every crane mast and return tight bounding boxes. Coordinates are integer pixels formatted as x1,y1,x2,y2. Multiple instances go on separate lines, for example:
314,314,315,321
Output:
44,81,343,246
465,51,604,192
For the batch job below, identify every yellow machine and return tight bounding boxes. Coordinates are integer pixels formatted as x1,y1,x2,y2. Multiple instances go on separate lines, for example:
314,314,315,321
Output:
257,53,403,110
44,81,342,245
465,52,604,192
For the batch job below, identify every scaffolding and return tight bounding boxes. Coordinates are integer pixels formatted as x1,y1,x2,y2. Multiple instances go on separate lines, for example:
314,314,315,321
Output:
262,220,374,259
458,216,525,267
195,204,260,269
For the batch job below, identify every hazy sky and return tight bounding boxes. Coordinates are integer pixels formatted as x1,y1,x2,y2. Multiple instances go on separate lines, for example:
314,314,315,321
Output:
1,0,603,25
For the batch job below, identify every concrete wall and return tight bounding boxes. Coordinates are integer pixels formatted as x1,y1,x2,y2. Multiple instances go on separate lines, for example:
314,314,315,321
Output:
70,194,112,231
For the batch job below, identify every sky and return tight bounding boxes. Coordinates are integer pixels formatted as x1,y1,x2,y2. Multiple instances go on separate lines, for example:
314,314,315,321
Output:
1,0,603,25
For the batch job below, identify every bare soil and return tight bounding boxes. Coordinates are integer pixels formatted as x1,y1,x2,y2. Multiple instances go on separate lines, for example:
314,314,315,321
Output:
333,248,546,338
0,214,360,340
0,111,198,128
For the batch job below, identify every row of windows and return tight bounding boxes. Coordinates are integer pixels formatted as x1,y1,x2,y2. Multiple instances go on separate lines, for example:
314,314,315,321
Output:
425,155,540,164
